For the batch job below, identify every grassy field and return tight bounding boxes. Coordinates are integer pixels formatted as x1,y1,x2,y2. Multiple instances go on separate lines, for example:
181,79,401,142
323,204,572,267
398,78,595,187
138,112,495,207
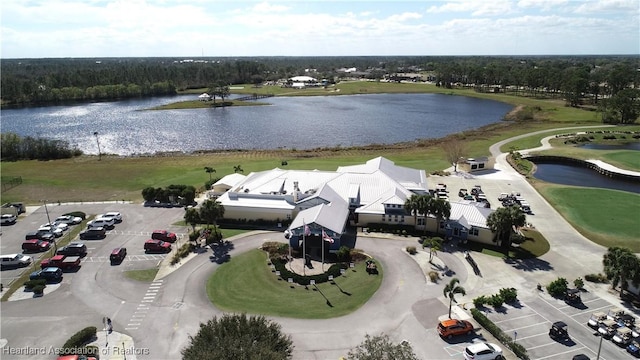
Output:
124,268,160,282
534,184,640,251
206,249,382,318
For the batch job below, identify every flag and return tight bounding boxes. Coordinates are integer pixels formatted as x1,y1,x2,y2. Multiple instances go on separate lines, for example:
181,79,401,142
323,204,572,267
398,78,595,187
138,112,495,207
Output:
322,229,334,244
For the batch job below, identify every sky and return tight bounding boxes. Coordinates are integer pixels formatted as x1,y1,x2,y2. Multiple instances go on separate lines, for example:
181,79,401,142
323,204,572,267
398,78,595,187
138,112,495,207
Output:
1,0,638,58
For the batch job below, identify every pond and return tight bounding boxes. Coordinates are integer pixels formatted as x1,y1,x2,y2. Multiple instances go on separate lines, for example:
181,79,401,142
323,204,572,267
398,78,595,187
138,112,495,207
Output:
532,163,640,194
578,142,640,151
0,93,513,156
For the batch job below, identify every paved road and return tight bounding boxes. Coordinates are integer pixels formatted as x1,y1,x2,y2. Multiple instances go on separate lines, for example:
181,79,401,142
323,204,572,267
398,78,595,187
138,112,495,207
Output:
1,125,634,360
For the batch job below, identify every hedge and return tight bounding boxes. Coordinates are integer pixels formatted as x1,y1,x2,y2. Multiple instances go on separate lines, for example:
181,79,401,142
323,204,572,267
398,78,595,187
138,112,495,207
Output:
63,211,86,220
270,257,347,286
62,326,97,351
471,308,529,360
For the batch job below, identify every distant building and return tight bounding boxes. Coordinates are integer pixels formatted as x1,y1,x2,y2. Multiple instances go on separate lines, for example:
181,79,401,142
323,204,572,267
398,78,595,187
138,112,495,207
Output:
457,157,495,173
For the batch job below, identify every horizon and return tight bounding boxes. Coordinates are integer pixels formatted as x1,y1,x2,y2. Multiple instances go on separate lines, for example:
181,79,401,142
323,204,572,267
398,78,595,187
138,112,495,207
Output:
1,0,638,59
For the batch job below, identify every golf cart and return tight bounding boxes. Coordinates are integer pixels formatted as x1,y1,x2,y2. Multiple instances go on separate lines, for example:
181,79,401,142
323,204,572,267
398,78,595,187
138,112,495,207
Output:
549,321,569,340
565,288,581,304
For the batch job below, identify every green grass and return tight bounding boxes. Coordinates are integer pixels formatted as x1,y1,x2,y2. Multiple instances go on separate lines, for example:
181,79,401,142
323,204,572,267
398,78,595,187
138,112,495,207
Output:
535,184,640,251
207,249,383,318
147,99,269,110
124,268,159,282
468,228,550,259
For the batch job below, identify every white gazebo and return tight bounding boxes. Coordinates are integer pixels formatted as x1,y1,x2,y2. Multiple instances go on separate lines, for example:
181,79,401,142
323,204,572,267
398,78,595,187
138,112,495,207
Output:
198,93,211,101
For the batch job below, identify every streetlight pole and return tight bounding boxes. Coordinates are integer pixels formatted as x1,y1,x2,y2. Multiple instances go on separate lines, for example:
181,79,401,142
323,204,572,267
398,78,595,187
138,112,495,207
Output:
93,131,101,161
42,200,56,252
596,332,603,360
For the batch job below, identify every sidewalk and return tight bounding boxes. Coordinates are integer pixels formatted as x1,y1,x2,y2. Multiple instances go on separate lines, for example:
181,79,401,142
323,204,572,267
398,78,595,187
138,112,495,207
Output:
87,330,140,360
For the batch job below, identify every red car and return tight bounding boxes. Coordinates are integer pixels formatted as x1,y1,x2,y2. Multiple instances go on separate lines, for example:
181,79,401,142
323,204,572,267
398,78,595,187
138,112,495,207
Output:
144,239,172,253
21,239,51,253
151,230,177,243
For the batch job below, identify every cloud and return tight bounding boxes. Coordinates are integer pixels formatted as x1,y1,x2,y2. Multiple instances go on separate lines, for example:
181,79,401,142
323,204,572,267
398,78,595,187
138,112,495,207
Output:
573,0,639,14
517,0,570,11
426,0,515,16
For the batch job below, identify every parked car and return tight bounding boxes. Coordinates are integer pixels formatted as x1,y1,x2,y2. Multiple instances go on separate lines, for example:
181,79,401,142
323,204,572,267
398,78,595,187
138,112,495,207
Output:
549,321,569,341
87,217,115,229
572,355,590,360
598,319,620,338
54,215,83,225
56,355,97,360
497,193,509,201
40,255,81,271
144,239,172,253
613,327,634,347
437,319,474,339
588,312,607,328
463,342,503,360
110,248,127,265
0,213,17,225
151,230,177,243
21,239,52,253
29,267,63,282
632,324,640,338
79,227,106,240
57,243,88,257
42,222,69,232
470,185,482,195
627,340,640,357
38,225,64,237
0,254,32,269
98,212,122,223
2,202,25,214
25,230,56,243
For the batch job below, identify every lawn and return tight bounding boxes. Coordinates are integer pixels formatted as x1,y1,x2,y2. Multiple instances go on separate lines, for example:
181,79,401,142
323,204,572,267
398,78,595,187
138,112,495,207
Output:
124,268,159,282
207,249,383,319
467,228,550,259
535,184,640,251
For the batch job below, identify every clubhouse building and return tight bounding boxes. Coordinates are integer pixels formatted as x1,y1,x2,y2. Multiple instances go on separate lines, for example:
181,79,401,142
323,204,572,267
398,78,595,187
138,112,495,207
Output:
210,157,496,250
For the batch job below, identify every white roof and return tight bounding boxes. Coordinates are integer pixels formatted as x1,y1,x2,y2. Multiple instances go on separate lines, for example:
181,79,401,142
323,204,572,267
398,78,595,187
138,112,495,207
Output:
289,76,317,82
337,157,428,191
289,203,348,234
217,192,295,210
449,201,493,229
213,173,247,188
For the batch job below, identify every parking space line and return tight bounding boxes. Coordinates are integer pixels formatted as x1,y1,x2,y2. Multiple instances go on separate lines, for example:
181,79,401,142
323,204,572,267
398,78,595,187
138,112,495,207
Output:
532,346,590,360
508,322,551,332
124,327,138,330
493,313,539,324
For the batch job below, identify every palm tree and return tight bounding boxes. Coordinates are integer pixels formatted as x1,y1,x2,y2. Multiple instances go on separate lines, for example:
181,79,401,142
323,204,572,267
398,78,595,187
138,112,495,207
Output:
404,194,421,226
424,237,442,263
233,165,244,173
443,278,466,319
603,247,640,297
486,206,526,249
204,166,216,181
431,199,451,236
414,195,434,235
199,199,225,232
184,207,201,234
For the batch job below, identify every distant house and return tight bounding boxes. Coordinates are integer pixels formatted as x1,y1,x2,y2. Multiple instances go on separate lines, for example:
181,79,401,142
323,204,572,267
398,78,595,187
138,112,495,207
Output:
287,76,319,88
457,157,494,173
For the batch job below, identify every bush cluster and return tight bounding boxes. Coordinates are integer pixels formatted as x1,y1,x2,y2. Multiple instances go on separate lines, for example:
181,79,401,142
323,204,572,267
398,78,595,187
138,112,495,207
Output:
270,257,346,286
219,217,292,229
62,326,98,353
406,246,417,255
1,132,82,161
471,308,530,360
546,277,568,298
473,288,518,309
585,273,609,283
171,243,195,265
24,279,46,289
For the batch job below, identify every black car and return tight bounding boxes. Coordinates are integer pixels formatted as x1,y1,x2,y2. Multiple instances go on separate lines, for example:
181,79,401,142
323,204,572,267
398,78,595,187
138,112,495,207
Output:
549,321,569,340
79,227,106,240
57,242,88,257
25,230,56,243
29,267,63,282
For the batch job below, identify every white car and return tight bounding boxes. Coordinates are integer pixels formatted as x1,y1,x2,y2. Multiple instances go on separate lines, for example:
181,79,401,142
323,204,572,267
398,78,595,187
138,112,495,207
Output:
463,342,503,360
0,214,17,225
99,212,122,223
0,253,32,269
87,217,115,229
55,215,83,225
41,222,69,232
38,225,64,237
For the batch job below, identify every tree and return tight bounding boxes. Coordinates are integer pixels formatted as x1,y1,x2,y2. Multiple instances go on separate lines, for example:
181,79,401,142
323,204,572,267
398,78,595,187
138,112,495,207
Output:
603,247,640,297
184,208,201,234
204,166,216,181
423,237,442,263
602,88,640,124
234,165,244,173
431,199,451,236
199,199,225,231
181,313,293,360
486,206,526,249
443,278,466,319
403,194,421,226
347,333,418,360
441,137,468,172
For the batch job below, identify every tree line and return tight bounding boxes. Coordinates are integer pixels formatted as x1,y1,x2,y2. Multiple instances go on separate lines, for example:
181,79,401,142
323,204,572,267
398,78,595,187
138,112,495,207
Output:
0,132,82,161
1,55,638,122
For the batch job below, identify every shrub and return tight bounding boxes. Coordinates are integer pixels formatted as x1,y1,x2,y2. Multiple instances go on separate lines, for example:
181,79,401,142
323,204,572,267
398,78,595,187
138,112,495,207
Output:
488,294,504,308
24,279,46,289
170,242,195,265
406,246,417,255
270,256,344,286
471,308,530,360
546,277,568,298
574,277,585,289
32,284,45,295
262,241,288,257
473,295,487,308
499,287,518,303
349,249,369,262
62,326,98,351
585,273,608,283
428,271,439,283
336,246,351,262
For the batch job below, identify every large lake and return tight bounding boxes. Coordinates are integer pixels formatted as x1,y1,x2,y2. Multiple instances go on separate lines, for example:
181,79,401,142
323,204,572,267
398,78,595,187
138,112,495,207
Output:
0,93,513,156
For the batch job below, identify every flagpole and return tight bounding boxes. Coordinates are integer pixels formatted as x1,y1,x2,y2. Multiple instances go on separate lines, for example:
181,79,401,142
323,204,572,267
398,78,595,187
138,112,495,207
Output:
322,228,325,272
302,219,306,276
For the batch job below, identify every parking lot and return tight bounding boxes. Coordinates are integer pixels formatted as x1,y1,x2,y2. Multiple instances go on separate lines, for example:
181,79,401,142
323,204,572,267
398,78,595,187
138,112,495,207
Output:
481,290,637,360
